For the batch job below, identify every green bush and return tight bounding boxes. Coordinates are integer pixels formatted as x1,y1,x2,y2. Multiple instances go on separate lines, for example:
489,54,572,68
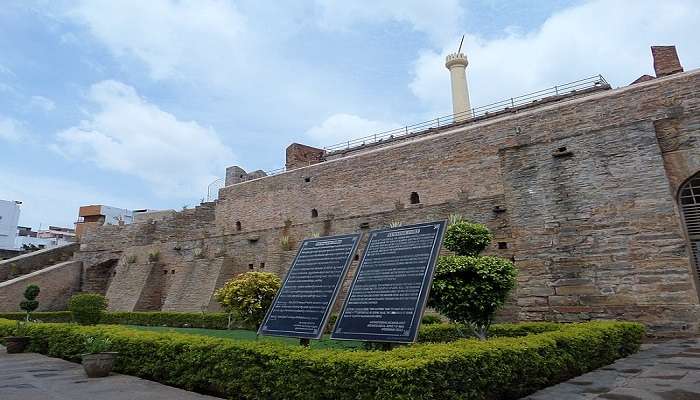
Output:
0,311,73,323
419,322,562,342
430,219,517,339
19,284,40,321
0,318,644,400
101,311,233,329
214,272,281,328
443,220,493,256
430,255,518,338
420,314,443,325
68,294,107,325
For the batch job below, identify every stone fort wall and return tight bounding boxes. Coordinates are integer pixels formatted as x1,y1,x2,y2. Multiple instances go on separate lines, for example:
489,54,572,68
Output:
73,68,700,335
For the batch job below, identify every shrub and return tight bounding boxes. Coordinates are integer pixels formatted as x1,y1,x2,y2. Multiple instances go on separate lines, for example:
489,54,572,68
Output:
420,314,442,325
443,220,493,256
430,255,517,339
214,272,281,329
0,319,645,400
147,251,160,262
430,219,517,339
418,322,562,342
19,284,40,321
69,294,108,325
101,311,233,329
0,311,73,323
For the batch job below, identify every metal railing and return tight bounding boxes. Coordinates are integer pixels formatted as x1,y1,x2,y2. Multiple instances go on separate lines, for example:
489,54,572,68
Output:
207,74,609,195
323,75,608,152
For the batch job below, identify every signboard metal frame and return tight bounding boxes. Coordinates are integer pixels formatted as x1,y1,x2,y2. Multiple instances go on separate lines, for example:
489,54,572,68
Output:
258,233,361,340
331,221,446,343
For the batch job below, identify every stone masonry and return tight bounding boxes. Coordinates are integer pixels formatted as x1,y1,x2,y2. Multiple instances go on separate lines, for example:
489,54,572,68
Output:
17,50,700,336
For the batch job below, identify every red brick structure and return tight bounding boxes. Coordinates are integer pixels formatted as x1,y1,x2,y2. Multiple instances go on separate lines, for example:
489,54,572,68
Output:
652,45,684,77
285,143,326,170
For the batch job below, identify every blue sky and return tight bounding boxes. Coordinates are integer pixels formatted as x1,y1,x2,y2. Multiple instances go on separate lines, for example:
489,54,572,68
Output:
1,0,699,229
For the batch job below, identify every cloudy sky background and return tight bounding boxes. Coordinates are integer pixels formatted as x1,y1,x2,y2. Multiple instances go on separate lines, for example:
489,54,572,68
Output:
1,0,699,228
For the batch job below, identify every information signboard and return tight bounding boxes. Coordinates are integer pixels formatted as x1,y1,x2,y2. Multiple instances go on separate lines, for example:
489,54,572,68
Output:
258,233,360,339
331,221,446,343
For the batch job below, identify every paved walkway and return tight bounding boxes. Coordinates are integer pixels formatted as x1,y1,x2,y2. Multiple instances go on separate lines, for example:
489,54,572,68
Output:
523,338,700,400
0,346,218,400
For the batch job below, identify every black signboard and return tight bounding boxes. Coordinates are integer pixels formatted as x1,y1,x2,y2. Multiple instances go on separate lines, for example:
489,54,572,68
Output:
331,221,446,343
258,233,360,339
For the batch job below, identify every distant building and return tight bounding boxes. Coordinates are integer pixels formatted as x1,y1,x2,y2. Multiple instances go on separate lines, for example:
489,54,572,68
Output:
75,205,134,239
0,200,21,251
16,226,76,250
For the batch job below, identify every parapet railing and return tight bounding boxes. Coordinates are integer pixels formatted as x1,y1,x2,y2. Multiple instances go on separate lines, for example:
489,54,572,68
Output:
207,74,609,196
322,75,609,152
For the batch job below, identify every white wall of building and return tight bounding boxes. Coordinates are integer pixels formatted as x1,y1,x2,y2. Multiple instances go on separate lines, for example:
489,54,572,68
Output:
0,200,20,250
100,205,134,225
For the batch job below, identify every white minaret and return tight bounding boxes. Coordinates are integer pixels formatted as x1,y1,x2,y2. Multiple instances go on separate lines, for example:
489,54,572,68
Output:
445,51,471,122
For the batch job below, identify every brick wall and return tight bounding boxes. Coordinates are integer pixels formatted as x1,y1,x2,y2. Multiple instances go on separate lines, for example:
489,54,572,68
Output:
0,243,79,283
0,261,82,312
73,68,700,335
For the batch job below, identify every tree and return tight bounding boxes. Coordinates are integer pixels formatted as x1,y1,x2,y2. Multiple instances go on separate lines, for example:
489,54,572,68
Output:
214,272,281,329
429,219,517,339
20,285,40,321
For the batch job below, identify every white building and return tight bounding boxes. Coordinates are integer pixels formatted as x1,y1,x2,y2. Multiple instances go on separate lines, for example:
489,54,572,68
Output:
0,200,21,250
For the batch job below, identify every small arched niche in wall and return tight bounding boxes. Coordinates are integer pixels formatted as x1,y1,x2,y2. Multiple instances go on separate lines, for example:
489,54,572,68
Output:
410,192,420,205
235,221,242,231
311,208,319,218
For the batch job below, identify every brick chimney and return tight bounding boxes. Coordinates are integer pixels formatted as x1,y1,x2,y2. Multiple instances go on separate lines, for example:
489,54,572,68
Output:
651,46,683,77
285,143,325,170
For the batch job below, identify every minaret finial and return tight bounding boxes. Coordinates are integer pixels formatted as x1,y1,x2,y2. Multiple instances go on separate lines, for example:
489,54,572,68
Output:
457,34,464,54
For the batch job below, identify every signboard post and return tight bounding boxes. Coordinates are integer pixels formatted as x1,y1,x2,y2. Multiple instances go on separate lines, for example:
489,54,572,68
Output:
258,233,360,339
331,221,446,343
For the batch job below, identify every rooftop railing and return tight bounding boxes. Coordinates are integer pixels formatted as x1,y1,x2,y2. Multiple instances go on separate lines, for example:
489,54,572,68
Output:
323,75,609,152
207,74,609,198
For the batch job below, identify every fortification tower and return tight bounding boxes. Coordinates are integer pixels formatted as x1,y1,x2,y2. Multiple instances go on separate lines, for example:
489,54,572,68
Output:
445,52,471,122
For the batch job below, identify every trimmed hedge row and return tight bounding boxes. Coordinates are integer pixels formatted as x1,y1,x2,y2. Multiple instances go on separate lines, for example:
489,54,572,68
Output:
0,319,644,400
418,322,563,342
0,311,232,329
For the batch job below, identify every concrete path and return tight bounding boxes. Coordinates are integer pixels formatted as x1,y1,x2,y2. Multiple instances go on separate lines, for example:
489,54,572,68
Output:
523,338,700,400
0,346,219,400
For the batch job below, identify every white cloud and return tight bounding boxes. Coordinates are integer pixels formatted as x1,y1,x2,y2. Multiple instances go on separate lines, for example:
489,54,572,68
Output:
53,80,235,196
0,116,26,142
314,0,464,45
409,0,700,114
306,113,400,146
29,95,56,112
0,168,140,230
67,0,249,83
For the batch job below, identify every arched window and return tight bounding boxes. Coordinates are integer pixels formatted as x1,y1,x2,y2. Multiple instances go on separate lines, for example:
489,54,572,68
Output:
679,173,700,290
410,192,420,204
235,221,241,231
311,209,318,218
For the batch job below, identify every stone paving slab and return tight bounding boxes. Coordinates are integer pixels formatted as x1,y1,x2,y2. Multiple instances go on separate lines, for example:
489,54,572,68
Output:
0,346,219,400
522,338,700,400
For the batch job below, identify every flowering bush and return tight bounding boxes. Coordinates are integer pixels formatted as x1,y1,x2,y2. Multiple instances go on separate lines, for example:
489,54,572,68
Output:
214,272,281,329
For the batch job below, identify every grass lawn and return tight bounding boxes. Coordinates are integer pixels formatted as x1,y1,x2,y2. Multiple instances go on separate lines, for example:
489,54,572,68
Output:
125,325,364,349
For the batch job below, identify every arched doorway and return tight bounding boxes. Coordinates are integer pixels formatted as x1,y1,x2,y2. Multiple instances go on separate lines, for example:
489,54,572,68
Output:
678,172,700,295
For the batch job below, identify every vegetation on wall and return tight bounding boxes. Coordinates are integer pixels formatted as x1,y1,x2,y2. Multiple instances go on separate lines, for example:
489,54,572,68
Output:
429,219,517,339
214,272,281,329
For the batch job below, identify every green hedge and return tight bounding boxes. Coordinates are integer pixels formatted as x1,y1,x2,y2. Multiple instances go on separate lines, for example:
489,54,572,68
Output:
418,322,563,342
0,319,644,400
0,311,232,329
0,311,73,323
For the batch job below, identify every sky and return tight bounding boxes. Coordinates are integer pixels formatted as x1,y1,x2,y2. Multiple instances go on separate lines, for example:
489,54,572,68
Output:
1,0,699,229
